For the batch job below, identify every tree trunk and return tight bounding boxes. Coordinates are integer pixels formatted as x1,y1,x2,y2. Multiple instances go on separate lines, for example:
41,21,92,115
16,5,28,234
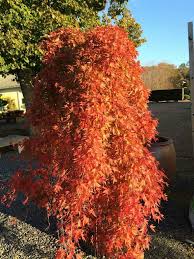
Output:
17,69,35,136
17,69,34,111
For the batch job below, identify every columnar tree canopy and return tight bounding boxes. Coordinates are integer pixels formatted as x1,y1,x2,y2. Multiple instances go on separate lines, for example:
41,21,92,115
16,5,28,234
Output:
2,26,166,259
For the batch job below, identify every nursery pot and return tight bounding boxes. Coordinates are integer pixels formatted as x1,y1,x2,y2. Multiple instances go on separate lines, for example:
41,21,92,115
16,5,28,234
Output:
148,136,176,183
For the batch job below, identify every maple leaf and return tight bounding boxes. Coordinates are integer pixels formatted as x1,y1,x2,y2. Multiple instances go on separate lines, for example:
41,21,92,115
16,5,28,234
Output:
54,183,63,193
83,215,89,226
150,224,156,232
55,248,66,259
89,208,96,217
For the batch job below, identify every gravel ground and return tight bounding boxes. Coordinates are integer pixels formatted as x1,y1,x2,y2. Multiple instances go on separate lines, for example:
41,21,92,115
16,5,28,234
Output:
0,212,57,259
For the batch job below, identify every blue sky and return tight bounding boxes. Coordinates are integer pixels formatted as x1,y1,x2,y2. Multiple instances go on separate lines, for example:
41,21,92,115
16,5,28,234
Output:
129,0,194,67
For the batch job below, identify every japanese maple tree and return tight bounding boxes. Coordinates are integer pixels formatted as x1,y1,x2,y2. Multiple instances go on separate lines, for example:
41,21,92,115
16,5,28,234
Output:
2,26,166,259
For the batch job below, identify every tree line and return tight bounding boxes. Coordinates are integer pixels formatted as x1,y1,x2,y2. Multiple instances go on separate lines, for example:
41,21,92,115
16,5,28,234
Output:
142,62,190,90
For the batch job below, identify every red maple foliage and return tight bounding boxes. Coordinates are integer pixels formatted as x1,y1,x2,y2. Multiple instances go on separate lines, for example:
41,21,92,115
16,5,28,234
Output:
1,26,167,258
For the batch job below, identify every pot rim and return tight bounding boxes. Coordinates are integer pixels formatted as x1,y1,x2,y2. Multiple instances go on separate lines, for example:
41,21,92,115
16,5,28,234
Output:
150,136,173,147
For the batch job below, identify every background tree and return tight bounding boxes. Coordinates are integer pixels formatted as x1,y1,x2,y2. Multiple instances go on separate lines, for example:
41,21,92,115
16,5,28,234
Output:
0,0,144,109
102,1,145,47
172,63,190,89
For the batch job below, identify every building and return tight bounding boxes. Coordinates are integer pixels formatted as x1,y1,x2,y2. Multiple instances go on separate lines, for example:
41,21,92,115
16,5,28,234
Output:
0,75,25,111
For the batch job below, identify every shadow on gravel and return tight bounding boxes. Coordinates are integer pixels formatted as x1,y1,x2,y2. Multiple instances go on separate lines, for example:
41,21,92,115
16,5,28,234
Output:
0,199,57,236
154,179,194,237
0,151,57,237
